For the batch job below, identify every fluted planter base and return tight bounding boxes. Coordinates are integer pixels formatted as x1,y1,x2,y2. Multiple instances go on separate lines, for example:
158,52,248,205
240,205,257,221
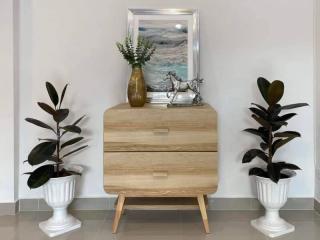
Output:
251,216,294,238
39,172,81,237
251,174,295,238
39,214,81,238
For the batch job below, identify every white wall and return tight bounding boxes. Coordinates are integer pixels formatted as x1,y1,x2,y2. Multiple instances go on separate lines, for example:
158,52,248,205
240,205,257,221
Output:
315,0,320,203
19,0,315,199
0,0,17,203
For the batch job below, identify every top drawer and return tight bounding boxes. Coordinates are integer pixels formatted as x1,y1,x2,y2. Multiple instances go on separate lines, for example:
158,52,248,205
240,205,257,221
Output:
104,103,217,152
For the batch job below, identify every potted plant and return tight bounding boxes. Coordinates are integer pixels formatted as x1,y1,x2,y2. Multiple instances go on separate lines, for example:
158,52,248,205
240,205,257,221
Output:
242,77,308,238
25,82,88,237
116,36,156,107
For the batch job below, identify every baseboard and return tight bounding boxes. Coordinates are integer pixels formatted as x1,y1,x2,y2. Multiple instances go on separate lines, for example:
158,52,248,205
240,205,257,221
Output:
314,199,320,213
0,201,19,216
208,198,314,211
18,197,315,212
19,198,110,212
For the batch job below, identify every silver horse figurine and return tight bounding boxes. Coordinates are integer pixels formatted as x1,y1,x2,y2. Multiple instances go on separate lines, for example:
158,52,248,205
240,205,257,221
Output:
165,71,203,105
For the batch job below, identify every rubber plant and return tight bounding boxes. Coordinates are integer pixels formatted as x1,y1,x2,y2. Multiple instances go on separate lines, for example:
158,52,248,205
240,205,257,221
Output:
242,77,308,183
25,82,88,189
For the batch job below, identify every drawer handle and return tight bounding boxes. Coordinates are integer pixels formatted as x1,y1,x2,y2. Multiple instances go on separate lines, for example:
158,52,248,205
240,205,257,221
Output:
152,171,168,178
153,128,169,135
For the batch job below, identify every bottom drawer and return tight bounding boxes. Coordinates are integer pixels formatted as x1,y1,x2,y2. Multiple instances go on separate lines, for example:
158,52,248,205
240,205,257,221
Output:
104,152,218,196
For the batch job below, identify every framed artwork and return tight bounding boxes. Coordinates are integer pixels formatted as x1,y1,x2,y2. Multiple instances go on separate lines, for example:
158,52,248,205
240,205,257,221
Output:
128,9,199,103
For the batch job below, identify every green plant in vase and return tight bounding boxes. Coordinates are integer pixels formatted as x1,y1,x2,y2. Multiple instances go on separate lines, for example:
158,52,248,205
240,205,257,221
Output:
24,82,88,237
25,82,88,188
242,77,309,238
242,77,308,182
116,36,156,107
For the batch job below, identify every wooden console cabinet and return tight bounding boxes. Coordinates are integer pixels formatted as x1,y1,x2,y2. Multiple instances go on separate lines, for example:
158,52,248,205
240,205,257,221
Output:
104,103,218,233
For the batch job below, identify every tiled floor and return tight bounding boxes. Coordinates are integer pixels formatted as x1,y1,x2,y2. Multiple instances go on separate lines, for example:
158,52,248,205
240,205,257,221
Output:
0,210,319,240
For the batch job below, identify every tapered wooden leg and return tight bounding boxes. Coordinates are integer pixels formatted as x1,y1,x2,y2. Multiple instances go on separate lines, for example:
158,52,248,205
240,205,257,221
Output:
112,194,125,233
197,194,210,233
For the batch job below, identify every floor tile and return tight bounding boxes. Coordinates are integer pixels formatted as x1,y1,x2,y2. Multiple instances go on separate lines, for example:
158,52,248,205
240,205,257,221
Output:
0,210,319,240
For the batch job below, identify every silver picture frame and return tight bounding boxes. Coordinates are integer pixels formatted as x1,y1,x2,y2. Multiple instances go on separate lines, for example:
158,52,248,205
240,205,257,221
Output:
128,9,200,104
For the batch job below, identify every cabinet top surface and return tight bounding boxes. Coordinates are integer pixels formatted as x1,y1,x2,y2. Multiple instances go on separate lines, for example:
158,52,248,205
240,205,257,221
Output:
106,103,215,111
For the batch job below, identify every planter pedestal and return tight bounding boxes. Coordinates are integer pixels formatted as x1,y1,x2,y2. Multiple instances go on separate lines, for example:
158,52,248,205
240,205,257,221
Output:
251,213,294,238
39,209,81,237
40,173,81,237
251,174,295,238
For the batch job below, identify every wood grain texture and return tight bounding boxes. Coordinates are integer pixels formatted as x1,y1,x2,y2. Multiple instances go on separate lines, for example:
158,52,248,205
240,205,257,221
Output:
112,194,125,233
104,103,217,152
121,196,208,210
104,152,218,196
198,194,210,233
104,103,218,233
104,152,218,171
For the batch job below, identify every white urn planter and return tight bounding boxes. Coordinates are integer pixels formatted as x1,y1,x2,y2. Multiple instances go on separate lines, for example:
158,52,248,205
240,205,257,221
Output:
251,172,295,238
39,166,83,237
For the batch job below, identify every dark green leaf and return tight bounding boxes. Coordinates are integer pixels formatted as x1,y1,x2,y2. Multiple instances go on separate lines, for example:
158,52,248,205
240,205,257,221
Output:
249,167,267,177
28,142,56,166
252,114,270,128
60,84,68,107
270,116,287,131
61,137,84,149
25,118,54,132
60,119,83,137
61,125,81,134
249,107,268,120
280,103,309,110
53,109,69,122
46,82,59,107
27,165,54,189
271,139,282,155
251,103,268,113
275,113,297,122
259,127,269,142
267,163,281,183
274,136,296,150
242,149,268,163
271,121,288,127
277,162,301,171
37,102,56,115
271,125,282,132
244,128,268,142
272,136,296,155
62,145,88,158
73,115,85,126
257,77,270,104
267,80,284,105
244,128,265,138
274,131,301,138
260,142,268,150
269,104,282,118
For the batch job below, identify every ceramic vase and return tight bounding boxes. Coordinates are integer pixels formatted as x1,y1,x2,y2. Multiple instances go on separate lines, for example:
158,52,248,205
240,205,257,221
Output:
251,173,295,238
39,173,81,237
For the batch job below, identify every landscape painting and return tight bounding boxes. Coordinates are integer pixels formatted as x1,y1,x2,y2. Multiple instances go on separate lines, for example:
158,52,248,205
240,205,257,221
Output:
138,20,188,92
